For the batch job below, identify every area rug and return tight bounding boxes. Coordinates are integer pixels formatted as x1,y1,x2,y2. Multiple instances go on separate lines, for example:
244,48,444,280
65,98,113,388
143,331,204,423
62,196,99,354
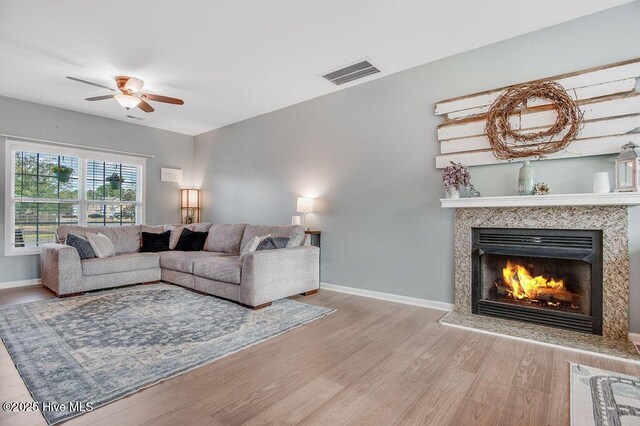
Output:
571,363,640,426
0,284,333,424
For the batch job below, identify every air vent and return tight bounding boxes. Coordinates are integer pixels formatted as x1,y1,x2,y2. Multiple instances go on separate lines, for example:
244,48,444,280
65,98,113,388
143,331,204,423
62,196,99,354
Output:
126,115,143,120
322,59,380,85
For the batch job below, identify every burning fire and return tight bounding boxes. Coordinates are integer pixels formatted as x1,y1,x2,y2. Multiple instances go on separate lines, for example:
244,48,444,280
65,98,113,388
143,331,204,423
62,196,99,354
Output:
499,261,572,303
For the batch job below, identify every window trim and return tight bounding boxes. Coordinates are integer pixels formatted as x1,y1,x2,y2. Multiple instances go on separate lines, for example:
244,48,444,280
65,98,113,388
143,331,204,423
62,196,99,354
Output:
4,139,146,256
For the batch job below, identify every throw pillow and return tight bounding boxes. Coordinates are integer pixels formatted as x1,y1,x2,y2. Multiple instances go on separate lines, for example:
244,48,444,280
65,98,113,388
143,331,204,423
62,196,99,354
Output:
65,233,96,260
240,234,271,259
140,231,171,253
272,237,290,249
174,228,209,251
256,236,291,251
86,232,116,258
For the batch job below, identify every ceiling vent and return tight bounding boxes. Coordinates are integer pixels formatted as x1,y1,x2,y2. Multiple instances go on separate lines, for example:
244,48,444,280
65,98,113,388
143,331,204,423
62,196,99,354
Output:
322,59,380,85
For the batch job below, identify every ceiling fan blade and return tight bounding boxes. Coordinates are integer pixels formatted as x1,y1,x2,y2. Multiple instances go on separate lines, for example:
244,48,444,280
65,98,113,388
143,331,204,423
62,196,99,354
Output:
67,76,115,92
138,100,155,113
85,95,115,101
142,93,184,105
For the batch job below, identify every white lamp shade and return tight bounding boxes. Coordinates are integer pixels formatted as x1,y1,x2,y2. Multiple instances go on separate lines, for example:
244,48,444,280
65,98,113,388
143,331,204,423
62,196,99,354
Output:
124,77,144,93
115,94,141,110
297,197,314,213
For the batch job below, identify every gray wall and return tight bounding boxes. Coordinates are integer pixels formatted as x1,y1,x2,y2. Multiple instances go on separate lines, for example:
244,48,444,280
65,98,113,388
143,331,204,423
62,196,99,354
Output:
194,2,640,331
0,96,194,283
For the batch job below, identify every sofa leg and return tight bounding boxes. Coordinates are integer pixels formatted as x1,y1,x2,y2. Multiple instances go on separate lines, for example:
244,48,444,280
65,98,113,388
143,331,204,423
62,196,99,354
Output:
245,302,272,310
301,289,318,296
143,280,161,285
58,292,84,298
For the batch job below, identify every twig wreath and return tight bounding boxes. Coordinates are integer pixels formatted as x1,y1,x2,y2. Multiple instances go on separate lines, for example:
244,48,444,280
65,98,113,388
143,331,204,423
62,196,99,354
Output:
485,81,583,160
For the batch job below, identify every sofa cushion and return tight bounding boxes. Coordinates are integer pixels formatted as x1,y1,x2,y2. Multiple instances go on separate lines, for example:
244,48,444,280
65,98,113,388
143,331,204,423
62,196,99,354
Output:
56,225,141,254
56,225,94,243
160,251,231,274
205,224,247,254
100,226,141,254
82,252,160,276
140,225,165,234
193,256,242,284
240,225,304,253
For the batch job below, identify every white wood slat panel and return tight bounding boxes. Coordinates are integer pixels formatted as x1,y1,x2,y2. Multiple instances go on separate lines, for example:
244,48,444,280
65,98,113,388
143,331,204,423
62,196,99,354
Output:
435,133,640,168
438,115,519,140
447,78,636,120
438,94,640,142
527,79,636,108
435,60,640,116
440,114,640,154
521,94,640,129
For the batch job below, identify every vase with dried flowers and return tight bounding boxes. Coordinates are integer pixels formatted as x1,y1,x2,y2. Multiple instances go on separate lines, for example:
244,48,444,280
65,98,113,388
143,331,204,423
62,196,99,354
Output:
442,161,471,199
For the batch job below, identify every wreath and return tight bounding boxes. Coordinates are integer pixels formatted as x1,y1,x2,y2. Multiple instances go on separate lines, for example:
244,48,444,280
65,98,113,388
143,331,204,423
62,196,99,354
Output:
485,81,583,160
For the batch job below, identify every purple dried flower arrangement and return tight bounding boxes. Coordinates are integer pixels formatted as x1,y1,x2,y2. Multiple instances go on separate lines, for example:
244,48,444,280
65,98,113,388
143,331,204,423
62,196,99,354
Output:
442,161,471,192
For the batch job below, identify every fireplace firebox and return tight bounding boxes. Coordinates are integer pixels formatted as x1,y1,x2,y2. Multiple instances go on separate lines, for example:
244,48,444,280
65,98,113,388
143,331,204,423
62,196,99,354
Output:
472,228,603,335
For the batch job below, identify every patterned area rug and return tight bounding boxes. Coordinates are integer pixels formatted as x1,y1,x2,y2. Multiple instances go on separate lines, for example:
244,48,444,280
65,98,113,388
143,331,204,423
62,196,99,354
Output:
571,363,640,425
0,284,333,425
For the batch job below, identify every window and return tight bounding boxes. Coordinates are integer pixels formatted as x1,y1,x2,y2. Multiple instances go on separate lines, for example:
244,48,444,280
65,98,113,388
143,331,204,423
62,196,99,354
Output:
5,140,145,255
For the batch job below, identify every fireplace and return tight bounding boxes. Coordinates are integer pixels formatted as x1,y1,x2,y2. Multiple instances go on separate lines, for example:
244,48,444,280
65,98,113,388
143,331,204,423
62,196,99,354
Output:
471,228,603,335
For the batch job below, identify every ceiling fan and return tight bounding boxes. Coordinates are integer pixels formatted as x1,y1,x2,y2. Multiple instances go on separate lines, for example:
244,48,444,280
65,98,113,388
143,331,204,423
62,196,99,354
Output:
66,76,184,113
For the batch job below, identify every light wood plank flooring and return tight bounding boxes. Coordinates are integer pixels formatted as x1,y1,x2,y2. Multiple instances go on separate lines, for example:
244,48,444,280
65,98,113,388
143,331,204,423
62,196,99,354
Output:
1,284,639,425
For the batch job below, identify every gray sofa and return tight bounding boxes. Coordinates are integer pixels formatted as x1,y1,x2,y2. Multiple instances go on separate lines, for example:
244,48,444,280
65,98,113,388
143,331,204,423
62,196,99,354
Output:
40,223,319,308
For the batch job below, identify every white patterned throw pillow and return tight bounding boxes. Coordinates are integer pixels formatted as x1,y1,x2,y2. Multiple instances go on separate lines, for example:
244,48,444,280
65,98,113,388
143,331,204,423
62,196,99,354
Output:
86,232,116,258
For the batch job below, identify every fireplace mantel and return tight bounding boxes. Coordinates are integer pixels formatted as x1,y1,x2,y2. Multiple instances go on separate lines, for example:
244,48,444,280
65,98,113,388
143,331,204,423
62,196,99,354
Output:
440,192,640,208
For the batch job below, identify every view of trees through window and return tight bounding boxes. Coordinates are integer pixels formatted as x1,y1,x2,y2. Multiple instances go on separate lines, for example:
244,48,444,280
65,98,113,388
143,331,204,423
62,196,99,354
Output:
11,148,142,249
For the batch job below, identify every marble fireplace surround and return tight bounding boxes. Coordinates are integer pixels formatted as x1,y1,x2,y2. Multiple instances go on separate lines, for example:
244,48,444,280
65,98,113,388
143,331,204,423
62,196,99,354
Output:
451,206,629,340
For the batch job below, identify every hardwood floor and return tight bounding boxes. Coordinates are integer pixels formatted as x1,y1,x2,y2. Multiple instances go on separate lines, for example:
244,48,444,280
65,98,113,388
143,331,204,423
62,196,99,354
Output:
1,284,639,425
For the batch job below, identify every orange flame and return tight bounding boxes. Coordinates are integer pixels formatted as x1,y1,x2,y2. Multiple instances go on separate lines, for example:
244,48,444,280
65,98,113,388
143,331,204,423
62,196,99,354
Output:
500,261,566,301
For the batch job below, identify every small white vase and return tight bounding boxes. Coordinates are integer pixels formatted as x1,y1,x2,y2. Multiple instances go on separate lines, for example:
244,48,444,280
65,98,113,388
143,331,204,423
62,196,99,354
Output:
592,172,611,194
447,188,460,199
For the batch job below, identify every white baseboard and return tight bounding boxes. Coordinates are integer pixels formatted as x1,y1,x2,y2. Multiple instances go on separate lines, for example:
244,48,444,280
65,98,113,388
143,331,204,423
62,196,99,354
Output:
320,282,454,312
0,279,41,290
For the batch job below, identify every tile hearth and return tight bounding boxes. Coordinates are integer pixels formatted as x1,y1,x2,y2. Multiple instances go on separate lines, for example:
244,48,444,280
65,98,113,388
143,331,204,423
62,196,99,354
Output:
440,311,640,361
442,205,639,361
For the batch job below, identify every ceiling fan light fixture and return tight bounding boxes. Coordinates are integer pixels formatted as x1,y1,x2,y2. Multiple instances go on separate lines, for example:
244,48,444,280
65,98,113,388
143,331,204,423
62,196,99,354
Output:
124,77,144,93
114,94,141,110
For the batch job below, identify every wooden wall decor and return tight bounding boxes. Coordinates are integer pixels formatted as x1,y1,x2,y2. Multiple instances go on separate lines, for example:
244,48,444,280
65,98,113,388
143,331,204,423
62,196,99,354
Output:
434,58,640,168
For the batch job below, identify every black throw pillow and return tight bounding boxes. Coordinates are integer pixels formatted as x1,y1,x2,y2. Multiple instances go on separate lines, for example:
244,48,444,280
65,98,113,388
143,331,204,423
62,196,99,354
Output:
174,228,208,251
65,233,96,260
140,231,171,253
256,236,290,251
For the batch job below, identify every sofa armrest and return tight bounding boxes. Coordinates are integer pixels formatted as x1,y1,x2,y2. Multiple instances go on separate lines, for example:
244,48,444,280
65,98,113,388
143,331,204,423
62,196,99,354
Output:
40,243,83,295
240,245,319,306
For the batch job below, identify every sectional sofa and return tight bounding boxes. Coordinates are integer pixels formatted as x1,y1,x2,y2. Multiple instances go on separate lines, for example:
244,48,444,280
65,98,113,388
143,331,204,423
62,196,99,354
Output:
40,223,319,309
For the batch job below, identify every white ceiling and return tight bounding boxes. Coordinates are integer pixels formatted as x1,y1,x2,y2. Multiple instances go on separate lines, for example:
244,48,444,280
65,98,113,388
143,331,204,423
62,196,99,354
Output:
0,0,632,136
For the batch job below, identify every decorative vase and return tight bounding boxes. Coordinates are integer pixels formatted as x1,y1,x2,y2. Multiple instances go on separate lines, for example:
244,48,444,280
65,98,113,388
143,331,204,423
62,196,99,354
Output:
446,188,460,199
518,161,535,195
592,172,611,194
